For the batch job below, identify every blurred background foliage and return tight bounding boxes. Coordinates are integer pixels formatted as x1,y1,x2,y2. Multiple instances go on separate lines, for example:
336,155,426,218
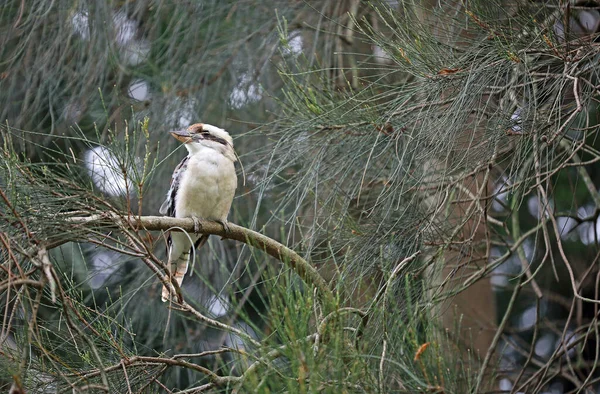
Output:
2,0,600,392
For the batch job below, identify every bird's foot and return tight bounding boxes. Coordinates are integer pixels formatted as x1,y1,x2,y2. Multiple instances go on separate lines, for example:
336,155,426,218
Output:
216,219,231,235
191,216,202,234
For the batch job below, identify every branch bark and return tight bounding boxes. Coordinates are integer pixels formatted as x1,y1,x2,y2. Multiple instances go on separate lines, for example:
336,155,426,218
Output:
54,214,336,309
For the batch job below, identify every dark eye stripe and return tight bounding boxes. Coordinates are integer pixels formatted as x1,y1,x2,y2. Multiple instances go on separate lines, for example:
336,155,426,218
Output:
201,134,227,145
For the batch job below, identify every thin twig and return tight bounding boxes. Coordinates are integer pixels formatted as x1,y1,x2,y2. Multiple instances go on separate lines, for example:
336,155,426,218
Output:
473,274,524,393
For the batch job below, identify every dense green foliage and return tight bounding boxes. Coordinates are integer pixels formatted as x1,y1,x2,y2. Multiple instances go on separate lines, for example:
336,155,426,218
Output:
2,1,600,393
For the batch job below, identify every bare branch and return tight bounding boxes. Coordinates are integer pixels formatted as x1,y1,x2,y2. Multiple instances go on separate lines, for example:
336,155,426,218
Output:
50,214,337,309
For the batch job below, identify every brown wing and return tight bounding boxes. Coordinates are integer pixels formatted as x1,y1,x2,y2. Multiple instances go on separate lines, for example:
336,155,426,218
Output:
159,155,189,217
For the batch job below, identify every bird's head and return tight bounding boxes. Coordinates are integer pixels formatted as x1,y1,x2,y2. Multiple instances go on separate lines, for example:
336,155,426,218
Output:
170,123,236,161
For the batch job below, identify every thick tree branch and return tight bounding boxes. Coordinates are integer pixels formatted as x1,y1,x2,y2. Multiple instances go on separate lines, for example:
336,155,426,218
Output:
57,214,336,309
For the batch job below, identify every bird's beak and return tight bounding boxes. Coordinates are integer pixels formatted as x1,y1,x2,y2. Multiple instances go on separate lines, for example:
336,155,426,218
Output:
169,129,193,144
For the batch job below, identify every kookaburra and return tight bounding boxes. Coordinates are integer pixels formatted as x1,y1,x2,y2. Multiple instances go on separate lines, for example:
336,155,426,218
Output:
159,123,237,302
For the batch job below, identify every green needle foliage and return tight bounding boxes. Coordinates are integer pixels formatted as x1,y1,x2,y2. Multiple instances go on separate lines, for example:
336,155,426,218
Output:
2,0,600,393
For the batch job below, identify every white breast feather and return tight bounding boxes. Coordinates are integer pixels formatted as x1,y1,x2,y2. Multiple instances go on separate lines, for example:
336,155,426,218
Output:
174,146,236,221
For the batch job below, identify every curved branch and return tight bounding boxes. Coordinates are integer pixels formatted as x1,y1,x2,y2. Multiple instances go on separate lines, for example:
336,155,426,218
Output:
55,214,336,309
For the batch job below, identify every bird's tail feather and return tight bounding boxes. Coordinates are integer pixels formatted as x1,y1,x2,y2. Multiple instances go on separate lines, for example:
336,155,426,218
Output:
161,252,190,302
161,235,209,302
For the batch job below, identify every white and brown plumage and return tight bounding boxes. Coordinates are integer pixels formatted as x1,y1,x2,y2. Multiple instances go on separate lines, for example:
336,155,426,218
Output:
159,123,237,301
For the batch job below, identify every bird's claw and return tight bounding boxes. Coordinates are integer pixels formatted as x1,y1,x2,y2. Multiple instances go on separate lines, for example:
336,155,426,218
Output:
216,220,231,235
192,216,202,234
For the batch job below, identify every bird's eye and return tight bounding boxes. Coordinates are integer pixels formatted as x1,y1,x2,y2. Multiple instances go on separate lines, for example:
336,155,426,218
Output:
201,129,209,134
